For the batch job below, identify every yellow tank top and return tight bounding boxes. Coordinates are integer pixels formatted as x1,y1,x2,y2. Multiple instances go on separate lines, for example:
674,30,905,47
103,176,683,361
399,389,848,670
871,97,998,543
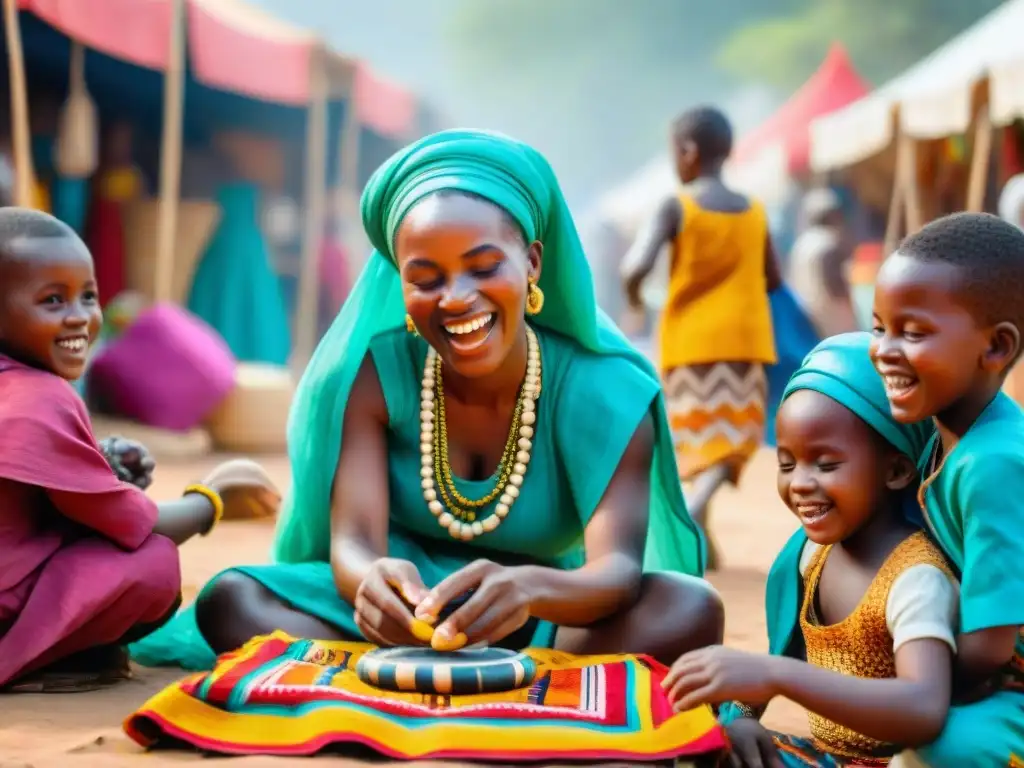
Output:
658,194,775,370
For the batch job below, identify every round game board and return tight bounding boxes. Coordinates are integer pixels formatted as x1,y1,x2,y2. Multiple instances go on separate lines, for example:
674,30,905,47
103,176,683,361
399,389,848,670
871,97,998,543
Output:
356,646,538,696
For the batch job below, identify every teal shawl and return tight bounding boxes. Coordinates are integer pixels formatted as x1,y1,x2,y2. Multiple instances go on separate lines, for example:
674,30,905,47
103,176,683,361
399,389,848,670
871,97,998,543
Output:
274,129,703,575
720,332,934,723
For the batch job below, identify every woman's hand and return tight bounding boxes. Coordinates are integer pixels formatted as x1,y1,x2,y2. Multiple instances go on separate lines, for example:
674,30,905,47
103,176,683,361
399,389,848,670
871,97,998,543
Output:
415,559,531,650
201,459,281,520
354,558,433,647
100,436,155,489
723,718,784,768
663,646,780,712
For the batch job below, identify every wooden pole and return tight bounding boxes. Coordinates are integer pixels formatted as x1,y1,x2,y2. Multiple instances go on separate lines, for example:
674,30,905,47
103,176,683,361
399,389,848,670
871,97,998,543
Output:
966,107,993,212
153,0,187,303
902,135,924,233
337,69,362,265
884,133,909,254
3,0,34,208
292,52,329,372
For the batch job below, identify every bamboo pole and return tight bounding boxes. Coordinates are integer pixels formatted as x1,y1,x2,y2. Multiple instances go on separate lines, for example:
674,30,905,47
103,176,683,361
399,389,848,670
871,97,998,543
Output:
966,107,993,212
153,0,187,303
3,0,34,208
884,133,909,254
902,135,924,233
292,51,329,372
337,67,362,263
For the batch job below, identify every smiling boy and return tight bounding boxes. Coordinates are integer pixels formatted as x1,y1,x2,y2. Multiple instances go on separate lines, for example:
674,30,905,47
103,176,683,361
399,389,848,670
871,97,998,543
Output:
871,212,1024,766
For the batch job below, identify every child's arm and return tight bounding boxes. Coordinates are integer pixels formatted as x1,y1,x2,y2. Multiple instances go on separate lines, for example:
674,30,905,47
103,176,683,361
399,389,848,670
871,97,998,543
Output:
767,639,951,745
665,564,957,747
764,233,783,292
956,627,1021,695
954,450,1024,689
621,195,680,307
665,640,951,747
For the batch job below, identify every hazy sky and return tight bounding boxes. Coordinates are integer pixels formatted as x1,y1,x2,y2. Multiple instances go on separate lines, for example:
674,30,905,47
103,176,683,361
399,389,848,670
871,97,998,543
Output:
248,0,462,113
245,0,777,208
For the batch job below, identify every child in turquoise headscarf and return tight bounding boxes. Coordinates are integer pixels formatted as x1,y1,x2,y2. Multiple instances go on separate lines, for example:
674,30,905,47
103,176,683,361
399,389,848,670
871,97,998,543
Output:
663,333,959,767
872,213,1024,767
130,129,719,672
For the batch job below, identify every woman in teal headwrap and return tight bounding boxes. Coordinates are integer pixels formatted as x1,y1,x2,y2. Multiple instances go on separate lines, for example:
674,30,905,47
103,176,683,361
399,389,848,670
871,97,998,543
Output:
660,333,959,767
131,129,720,671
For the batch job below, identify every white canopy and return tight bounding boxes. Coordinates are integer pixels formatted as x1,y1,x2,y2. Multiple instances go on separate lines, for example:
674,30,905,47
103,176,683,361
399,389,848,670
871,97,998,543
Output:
811,0,1024,172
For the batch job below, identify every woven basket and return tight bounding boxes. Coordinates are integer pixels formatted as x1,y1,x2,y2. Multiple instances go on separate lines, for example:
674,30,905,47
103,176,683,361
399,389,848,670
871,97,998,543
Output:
53,42,98,178
206,363,294,453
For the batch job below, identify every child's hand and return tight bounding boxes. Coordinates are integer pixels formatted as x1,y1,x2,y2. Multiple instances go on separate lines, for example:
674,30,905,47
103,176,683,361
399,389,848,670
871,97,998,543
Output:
663,646,779,712
100,436,156,490
201,459,281,520
723,718,784,768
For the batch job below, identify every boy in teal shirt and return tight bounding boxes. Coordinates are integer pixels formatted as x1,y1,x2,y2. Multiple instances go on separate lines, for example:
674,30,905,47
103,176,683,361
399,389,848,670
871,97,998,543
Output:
871,212,1024,765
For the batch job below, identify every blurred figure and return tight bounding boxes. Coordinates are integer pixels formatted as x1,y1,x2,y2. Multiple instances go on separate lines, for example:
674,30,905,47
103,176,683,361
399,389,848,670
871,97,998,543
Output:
787,187,859,337
999,173,1024,230
622,106,780,569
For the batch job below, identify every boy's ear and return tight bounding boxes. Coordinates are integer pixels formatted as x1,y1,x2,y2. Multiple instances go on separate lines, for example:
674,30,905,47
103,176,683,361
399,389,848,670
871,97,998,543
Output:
985,321,1020,375
886,453,916,492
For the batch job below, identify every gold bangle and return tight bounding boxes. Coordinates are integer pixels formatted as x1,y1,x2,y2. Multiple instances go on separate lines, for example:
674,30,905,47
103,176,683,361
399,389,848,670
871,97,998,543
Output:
183,484,224,535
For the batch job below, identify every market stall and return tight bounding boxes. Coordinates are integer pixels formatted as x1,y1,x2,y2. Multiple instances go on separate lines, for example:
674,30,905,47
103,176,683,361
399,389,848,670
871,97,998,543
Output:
1,0,418,451
810,0,1024,239
589,45,869,317
809,0,1024,402
3,0,416,368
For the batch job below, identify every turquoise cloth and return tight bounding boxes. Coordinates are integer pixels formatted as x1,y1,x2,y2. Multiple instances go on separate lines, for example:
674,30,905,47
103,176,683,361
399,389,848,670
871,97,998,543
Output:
718,332,934,726
187,182,291,365
764,285,820,447
131,129,702,670
904,392,1024,766
52,177,88,234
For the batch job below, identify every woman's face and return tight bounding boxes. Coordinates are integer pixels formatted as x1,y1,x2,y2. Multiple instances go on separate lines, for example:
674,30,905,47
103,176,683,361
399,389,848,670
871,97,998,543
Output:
394,192,542,378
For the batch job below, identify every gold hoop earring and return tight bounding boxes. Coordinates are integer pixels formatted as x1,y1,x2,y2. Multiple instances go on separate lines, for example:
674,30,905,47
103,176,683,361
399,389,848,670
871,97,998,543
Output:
405,315,418,335
526,281,544,316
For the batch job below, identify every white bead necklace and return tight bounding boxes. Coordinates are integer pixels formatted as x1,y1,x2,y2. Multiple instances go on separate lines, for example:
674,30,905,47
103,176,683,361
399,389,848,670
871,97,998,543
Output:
420,326,542,540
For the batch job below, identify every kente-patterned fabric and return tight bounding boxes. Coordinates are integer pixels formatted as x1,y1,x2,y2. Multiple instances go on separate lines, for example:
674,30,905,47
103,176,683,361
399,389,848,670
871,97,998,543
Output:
124,632,726,762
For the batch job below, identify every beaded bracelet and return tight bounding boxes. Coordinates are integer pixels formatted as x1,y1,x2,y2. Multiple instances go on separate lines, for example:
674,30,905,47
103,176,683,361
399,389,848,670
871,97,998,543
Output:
183,484,224,535
733,702,762,720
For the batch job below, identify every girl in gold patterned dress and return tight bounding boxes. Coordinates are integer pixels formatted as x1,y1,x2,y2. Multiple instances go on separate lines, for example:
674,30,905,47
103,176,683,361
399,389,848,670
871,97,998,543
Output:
662,334,959,767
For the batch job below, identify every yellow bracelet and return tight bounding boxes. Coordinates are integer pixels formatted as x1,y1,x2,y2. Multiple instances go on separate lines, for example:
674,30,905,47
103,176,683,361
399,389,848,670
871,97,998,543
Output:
183,484,224,535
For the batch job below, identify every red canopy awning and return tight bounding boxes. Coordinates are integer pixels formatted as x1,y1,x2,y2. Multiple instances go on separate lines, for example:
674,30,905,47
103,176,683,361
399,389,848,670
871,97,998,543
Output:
17,0,415,136
733,44,869,173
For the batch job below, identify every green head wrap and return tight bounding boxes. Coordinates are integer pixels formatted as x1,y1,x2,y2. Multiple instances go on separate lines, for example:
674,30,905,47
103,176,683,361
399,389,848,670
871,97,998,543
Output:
272,129,703,575
719,332,935,725
781,332,933,461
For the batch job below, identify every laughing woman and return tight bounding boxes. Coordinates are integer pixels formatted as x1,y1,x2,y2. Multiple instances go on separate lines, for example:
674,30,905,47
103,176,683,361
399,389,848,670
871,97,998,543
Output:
130,130,721,670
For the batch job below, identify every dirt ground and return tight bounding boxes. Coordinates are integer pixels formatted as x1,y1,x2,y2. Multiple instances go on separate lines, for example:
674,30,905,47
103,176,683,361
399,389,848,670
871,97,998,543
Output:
0,448,808,767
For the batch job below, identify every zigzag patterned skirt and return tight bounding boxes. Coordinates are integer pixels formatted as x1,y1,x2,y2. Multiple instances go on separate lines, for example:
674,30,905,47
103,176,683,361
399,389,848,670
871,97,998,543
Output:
664,361,767,483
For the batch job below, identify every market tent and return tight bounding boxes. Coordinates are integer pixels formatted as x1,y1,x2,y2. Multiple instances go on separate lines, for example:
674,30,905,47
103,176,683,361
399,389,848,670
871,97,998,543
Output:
17,0,415,136
811,0,1024,172
592,45,867,240
10,14,344,188
733,43,868,173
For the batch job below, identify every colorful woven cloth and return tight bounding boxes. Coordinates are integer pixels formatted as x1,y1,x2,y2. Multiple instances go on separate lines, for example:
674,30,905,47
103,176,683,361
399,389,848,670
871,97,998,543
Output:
124,632,726,762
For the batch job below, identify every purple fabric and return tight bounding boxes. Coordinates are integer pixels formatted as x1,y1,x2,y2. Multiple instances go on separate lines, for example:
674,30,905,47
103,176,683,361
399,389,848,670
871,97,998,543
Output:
0,356,180,684
88,303,237,431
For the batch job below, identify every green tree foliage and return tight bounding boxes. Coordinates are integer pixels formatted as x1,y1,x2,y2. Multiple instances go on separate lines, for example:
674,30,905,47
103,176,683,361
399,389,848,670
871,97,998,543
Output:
441,0,1006,201
718,0,1007,89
